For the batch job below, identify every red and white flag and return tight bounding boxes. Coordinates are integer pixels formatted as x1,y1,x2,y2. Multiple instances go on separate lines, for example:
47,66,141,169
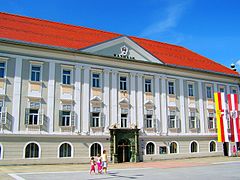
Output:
227,94,240,142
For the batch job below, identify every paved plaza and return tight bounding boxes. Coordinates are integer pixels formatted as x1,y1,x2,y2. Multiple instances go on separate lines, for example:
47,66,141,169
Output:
1,157,240,180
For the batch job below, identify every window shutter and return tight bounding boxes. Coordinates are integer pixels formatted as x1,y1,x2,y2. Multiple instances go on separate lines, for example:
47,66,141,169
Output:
59,110,63,126
1,106,7,124
25,108,30,125
197,117,200,129
39,109,44,125
71,111,75,126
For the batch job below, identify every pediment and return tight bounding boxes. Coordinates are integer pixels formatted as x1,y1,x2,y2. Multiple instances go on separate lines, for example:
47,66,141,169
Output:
145,100,154,109
90,96,102,106
81,36,162,64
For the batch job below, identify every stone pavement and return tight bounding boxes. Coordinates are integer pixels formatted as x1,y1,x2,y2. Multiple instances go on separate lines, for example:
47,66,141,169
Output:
1,156,240,180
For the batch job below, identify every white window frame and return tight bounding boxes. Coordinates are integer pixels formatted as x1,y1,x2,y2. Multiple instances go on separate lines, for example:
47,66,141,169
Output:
168,80,175,95
168,110,177,128
209,140,217,152
60,104,72,127
187,82,194,97
120,112,128,128
169,141,179,154
208,112,215,129
0,61,6,79
89,142,103,157
145,141,156,155
189,140,199,153
58,142,73,158
92,72,101,88
189,110,196,129
119,75,128,91
91,112,100,127
27,101,42,125
30,63,42,82
144,78,152,93
145,110,153,128
206,85,213,99
62,69,72,85
23,141,41,159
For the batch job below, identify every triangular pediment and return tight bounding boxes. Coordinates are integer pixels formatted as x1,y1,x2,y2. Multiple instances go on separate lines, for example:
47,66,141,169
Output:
81,36,162,64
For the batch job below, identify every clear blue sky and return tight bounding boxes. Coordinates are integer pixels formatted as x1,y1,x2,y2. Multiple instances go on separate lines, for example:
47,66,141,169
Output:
1,0,240,70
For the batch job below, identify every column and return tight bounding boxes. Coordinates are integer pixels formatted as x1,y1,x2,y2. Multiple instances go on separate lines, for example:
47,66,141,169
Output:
137,74,144,130
154,75,161,133
198,81,205,134
130,72,136,126
103,69,110,132
12,57,23,133
47,61,55,133
74,65,82,132
161,76,167,134
111,70,118,125
82,66,90,135
179,78,186,133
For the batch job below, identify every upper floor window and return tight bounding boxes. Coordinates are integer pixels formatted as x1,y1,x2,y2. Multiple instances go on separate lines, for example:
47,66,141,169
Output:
92,73,100,88
188,84,194,97
25,102,43,126
62,69,71,85
144,110,153,128
168,110,178,128
206,86,212,99
0,62,5,78
208,112,215,129
168,81,175,95
231,88,237,94
120,76,127,91
219,87,225,93
145,79,152,93
189,111,196,129
59,104,74,127
31,65,41,82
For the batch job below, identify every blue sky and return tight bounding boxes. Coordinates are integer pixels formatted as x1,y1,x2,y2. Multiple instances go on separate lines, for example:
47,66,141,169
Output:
1,0,240,70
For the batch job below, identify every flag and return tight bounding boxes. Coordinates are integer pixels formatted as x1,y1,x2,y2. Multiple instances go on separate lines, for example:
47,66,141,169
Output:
214,92,229,142
227,94,240,142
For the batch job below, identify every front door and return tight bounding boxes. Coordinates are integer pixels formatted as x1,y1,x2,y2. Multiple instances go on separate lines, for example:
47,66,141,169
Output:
118,139,130,163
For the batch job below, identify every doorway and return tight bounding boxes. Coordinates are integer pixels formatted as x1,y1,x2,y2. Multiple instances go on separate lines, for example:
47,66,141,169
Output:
118,139,130,163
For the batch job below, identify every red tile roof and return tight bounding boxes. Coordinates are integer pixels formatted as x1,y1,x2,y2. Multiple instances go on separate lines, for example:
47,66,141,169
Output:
0,12,238,76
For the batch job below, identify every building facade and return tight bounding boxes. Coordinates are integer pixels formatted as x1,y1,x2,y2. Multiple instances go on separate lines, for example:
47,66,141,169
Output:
0,12,239,165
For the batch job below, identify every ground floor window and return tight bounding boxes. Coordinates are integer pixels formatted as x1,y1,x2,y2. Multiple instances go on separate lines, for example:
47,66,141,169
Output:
159,146,167,154
146,142,155,154
190,141,198,153
25,142,39,158
90,143,101,157
210,141,216,152
170,142,178,153
59,143,72,158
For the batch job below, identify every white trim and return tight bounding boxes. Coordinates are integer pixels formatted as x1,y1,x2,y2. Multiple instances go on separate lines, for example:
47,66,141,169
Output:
82,36,162,64
161,77,167,134
61,67,73,85
103,69,110,133
189,140,199,153
169,141,179,154
179,79,186,133
130,72,136,126
91,71,102,88
23,141,41,159
198,81,205,133
57,142,74,158
145,141,156,155
12,57,22,132
0,143,3,159
137,74,144,130
29,63,42,82
187,81,195,97
89,142,103,157
167,79,176,95
154,75,161,133
209,140,217,153
111,70,118,126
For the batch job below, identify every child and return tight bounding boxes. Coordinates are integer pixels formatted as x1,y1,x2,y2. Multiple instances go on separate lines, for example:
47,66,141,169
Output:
97,153,102,174
89,156,96,174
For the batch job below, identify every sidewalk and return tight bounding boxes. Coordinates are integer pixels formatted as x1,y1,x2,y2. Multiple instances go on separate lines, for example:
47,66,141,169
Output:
1,156,240,180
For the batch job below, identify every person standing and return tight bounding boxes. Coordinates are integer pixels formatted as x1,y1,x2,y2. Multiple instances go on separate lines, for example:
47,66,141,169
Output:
102,150,108,174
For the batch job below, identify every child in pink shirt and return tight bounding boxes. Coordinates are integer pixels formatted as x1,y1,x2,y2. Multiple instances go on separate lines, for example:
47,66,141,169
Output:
89,157,96,174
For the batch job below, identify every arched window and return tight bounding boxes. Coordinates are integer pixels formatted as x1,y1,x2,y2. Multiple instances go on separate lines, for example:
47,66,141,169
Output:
25,142,39,158
59,143,72,158
190,141,198,153
90,143,101,157
210,141,216,152
146,142,155,154
169,142,178,154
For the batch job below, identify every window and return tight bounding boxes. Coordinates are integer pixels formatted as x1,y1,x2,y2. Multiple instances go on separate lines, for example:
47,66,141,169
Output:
120,76,127,91
231,88,237,94
29,109,39,125
168,111,177,128
168,81,175,95
208,112,215,129
146,142,155,155
31,65,41,82
25,143,39,158
60,111,71,126
189,111,196,129
190,141,198,153
92,73,100,88
206,86,212,99
91,112,100,127
145,79,152,92
62,69,71,85
25,102,42,125
169,142,177,154
159,146,167,154
210,141,216,152
0,62,5,78
188,84,194,96
0,100,6,125
59,143,72,158
219,87,225,93
145,110,153,128
90,143,101,157
121,113,128,128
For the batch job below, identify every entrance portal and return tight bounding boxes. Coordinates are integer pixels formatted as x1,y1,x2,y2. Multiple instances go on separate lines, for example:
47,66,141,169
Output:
118,139,130,163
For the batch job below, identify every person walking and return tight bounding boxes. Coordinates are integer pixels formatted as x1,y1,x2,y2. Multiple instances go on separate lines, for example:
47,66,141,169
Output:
102,150,108,174
89,156,96,174
97,153,102,174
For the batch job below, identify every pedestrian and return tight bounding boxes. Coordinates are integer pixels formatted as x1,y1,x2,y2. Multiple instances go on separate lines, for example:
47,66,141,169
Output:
101,150,108,174
233,145,237,157
97,153,102,174
89,156,96,174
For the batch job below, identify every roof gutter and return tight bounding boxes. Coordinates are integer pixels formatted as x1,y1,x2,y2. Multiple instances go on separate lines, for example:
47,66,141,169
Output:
0,38,239,78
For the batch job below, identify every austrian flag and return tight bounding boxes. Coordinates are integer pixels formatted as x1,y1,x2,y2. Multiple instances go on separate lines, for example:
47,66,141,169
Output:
227,94,240,142
214,92,229,142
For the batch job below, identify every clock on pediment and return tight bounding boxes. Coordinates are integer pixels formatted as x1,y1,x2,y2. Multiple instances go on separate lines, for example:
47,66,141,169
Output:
114,45,135,60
